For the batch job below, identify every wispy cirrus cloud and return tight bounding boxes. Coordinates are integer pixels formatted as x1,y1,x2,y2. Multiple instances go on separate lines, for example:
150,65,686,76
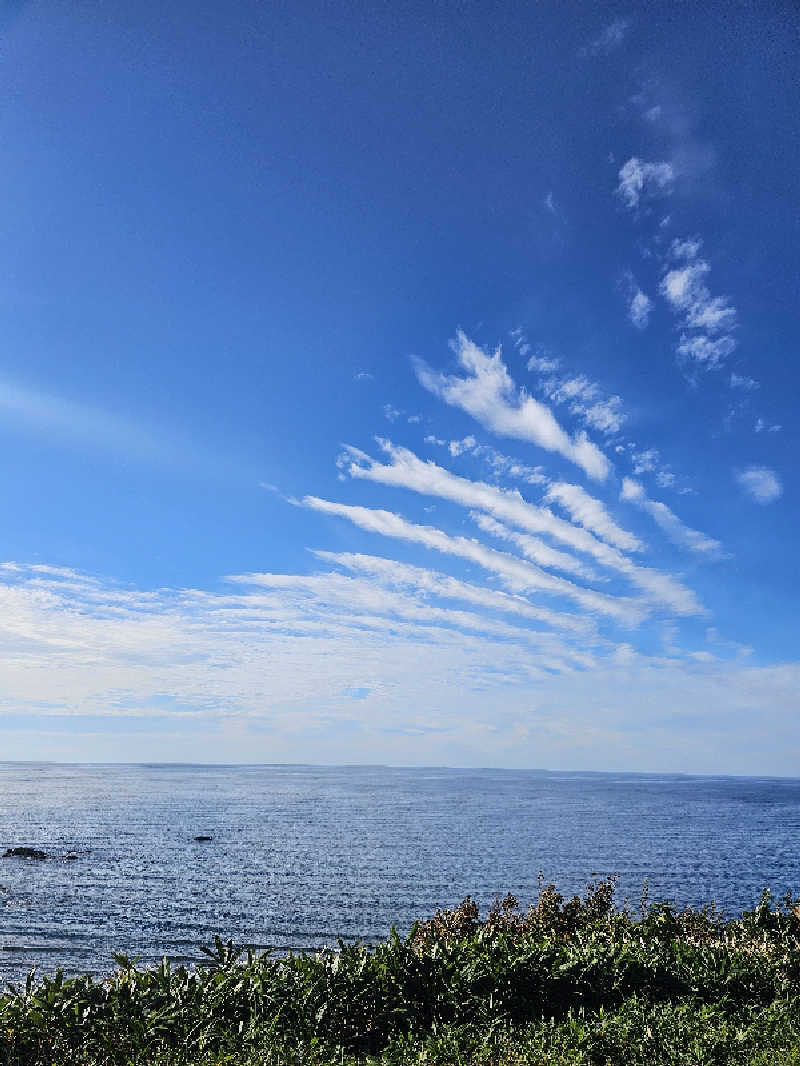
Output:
660,237,738,371
414,332,611,480
447,435,477,456
340,441,704,617
0,562,594,734
629,288,652,329
620,478,722,555
675,334,737,368
548,379,625,436
670,236,703,260
754,418,781,434
631,448,660,475
472,445,548,485
3,561,795,771
471,512,602,583
621,271,652,329
520,335,626,438
343,441,625,568
301,495,646,624
730,372,759,391
581,18,630,57
616,157,674,210
735,466,782,504
314,551,593,637
544,481,644,553
662,261,736,333
230,568,569,651
426,434,548,485
626,447,676,489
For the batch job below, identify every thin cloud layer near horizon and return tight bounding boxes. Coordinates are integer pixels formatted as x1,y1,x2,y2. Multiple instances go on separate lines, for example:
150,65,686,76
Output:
1,2,797,773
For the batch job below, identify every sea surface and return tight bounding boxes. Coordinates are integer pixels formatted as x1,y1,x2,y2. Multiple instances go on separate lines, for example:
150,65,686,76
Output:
1,762,799,984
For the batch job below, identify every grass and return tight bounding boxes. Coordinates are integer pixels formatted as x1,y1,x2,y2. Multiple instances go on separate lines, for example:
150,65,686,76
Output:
2,878,800,1065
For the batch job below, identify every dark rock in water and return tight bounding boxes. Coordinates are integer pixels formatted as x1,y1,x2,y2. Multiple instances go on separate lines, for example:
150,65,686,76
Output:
3,847,47,860
65,854,78,861
194,835,213,842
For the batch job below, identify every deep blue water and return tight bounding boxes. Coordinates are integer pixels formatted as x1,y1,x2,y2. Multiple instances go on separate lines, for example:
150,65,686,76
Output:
1,762,799,984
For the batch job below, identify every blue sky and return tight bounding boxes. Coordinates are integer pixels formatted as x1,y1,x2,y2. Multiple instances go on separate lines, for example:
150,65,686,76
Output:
1,1,798,772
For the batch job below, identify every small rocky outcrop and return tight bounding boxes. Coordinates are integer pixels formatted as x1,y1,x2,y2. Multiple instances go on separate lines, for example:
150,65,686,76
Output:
194,835,213,842
3,847,47,860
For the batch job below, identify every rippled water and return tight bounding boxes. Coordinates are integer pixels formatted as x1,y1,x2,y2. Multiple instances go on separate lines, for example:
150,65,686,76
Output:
1,762,799,984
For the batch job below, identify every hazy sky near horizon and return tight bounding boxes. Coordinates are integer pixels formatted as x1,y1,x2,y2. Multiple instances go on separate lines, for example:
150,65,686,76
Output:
1,1,798,773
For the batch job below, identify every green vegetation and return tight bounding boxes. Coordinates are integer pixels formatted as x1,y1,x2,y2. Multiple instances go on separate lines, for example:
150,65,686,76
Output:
3,878,800,1065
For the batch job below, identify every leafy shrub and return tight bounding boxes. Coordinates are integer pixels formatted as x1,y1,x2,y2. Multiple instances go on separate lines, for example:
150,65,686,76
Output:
2,879,800,1065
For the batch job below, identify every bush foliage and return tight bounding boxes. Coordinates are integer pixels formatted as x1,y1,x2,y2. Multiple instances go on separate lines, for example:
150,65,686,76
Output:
2,878,800,1065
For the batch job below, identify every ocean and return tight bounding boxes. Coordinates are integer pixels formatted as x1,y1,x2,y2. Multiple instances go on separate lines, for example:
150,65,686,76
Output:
1,762,799,984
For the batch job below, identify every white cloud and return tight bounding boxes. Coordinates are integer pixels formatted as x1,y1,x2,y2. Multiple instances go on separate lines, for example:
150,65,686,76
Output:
736,466,783,504
730,373,759,391
526,350,560,374
616,158,674,209
344,441,615,564
315,552,593,636
582,396,625,435
4,562,798,771
474,446,548,485
301,495,645,624
754,418,781,433
426,435,547,485
528,356,626,438
549,375,593,403
623,445,676,490
582,18,630,56
232,569,562,650
676,334,737,368
354,371,374,381
621,478,722,555
0,562,598,741
472,512,602,582
448,435,477,456
511,328,532,357
689,297,736,333
414,331,611,480
631,448,658,474
341,442,704,616
661,261,736,332
622,270,652,330
670,236,703,261
660,246,738,372
629,288,652,329
383,403,402,422
545,481,644,552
